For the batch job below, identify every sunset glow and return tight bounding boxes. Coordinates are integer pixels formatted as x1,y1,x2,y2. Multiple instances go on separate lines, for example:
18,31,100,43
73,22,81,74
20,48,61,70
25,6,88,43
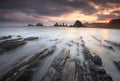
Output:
0,0,120,26
44,11,98,25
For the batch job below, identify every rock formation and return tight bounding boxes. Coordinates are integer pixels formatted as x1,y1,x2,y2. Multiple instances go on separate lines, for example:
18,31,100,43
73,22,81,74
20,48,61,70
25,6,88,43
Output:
0,39,26,53
54,22,68,27
24,37,39,41
109,18,120,26
28,24,34,26
73,20,85,27
36,23,43,26
54,22,59,26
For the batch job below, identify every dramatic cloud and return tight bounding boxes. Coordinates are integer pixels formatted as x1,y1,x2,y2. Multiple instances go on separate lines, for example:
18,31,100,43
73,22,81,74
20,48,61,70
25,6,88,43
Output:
0,0,120,25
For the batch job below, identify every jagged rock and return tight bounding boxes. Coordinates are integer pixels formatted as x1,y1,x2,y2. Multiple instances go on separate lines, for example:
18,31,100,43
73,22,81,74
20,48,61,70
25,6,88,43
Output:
0,39,27,53
109,18,120,26
103,45,113,49
54,22,59,26
24,37,39,41
104,40,120,48
82,47,92,60
17,35,22,37
15,70,33,81
91,54,102,66
0,35,12,40
28,24,34,26
92,36,102,42
113,61,120,71
0,46,56,81
54,23,68,27
43,50,70,81
73,20,85,27
36,23,43,26
99,74,113,81
95,67,106,75
80,37,113,81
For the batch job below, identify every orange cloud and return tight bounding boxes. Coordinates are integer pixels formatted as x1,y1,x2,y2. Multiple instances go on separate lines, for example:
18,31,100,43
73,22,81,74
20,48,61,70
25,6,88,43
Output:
41,11,98,25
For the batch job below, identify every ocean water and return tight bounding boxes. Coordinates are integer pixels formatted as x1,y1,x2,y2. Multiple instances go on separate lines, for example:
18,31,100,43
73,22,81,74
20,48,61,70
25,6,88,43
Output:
0,26,120,81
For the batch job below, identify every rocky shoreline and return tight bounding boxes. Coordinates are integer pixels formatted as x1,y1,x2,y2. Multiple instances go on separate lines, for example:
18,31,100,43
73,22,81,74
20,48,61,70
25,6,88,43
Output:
0,45,56,81
0,39,27,53
42,37,113,81
0,35,40,53
0,35,120,81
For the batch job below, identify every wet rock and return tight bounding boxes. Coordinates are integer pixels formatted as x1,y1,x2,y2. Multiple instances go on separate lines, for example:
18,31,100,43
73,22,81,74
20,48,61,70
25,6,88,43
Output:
17,35,22,37
104,40,120,48
91,54,102,66
0,39,27,53
43,50,70,81
83,61,99,81
75,59,86,81
61,61,76,81
103,45,114,51
14,70,33,81
92,36,102,42
95,67,106,75
80,37,85,47
82,47,92,60
0,35,12,40
103,74,113,80
0,46,56,81
24,37,39,41
113,61,120,71
99,74,113,81
43,67,55,81
80,37,113,81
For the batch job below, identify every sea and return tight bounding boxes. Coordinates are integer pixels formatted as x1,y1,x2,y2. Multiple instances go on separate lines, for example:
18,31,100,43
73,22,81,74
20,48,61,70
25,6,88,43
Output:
0,26,120,81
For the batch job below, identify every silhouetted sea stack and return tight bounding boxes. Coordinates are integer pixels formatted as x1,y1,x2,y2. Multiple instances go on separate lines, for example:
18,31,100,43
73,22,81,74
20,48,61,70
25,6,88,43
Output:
109,18,120,26
28,24,34,26
54,22,59,26
36,23,43,26
73,20,85,27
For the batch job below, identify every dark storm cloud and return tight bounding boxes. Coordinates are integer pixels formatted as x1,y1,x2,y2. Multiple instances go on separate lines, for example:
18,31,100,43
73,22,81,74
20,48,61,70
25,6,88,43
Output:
97,14,120,21
88,0,120,10
0,0,120,23
88,0,120,21
0,0,96,16
111,10,120,15
88,0,120,5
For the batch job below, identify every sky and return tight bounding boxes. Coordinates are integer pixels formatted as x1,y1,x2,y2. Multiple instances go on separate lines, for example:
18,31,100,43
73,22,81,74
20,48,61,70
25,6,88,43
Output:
0,0,120,26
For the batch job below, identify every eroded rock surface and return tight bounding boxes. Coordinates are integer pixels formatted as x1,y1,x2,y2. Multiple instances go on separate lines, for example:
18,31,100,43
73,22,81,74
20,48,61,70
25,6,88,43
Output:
0,46,56,81
104,40,120,48
0,39,26,53
24,37,39,41
0,35,12,40
113,61,120,71
42,37,113,81
0,36,114,81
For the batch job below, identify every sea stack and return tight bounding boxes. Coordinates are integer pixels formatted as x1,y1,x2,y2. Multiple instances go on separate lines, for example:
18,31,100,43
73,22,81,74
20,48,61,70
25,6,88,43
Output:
73,20,85,27
54,22,59,26
36,23,43,26
28,24,34,26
